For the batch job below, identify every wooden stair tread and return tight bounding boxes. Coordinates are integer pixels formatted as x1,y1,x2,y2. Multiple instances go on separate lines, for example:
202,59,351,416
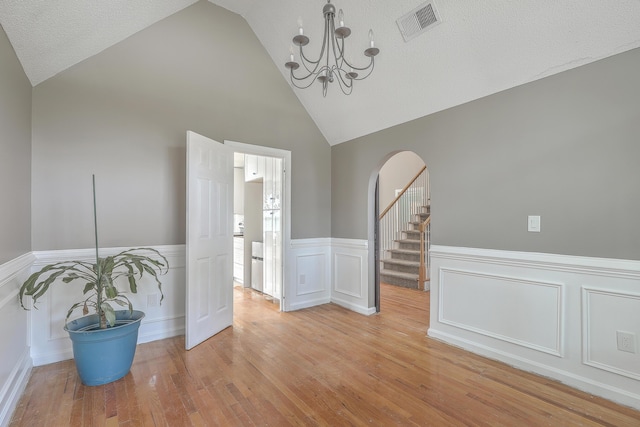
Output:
382,259,420,267
388,248,420,254
380,269,419,280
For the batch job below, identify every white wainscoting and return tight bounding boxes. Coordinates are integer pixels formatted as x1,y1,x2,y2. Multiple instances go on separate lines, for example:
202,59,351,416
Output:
331,239,374,315
30,245,186,366
429,245,640,410
286,238,332,311
0,253,34,427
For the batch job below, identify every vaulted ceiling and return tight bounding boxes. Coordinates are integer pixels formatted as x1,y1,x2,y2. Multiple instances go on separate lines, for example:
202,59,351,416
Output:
2,0,640,145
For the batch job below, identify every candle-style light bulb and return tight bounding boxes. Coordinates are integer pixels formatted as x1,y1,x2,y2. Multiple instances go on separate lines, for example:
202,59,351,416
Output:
297,17,304,35
338,9,344,28
289,45,295,62
368,29,375,48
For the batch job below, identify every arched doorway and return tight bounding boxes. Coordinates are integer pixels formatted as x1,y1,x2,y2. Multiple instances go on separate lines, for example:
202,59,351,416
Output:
373,151,430,312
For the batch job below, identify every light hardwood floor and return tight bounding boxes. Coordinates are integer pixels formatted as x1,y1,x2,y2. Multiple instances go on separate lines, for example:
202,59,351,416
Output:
10,284,640,426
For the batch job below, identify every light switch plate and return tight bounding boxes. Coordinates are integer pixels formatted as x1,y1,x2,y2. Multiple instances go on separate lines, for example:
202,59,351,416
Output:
528,215,541,232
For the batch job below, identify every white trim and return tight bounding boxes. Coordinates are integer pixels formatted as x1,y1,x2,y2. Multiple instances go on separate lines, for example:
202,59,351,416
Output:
31,349,73,367
430,245,640,278
32,244,185,267
429,245,640,410
289,297,331,311
582,286,640,381
290,238,332,249
330,297,377,316
0,253,34,427
0,348,32,427
224,140,292,313
287,238,332,311
438,267,565,357
0,253,34,287
333,253,363,298
428,328,640,410
138,314,186,344
332,238,368,250
331,238,372,315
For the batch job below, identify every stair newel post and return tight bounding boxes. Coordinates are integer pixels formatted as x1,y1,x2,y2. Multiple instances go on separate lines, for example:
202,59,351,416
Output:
419,220,426,290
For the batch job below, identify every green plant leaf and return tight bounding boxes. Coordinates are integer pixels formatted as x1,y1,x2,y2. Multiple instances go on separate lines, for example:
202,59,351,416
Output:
82,282,94,294
125,264,137,293
101,303,116,327
66,301,84,321
112,299,127,307
105,284,118,299
62,272,80,283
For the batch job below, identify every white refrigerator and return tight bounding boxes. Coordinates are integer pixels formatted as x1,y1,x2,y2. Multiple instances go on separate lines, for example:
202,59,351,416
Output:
250,241,263,292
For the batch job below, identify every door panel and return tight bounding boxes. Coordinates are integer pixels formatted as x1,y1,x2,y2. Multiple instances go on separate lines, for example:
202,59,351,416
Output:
186,131,233,350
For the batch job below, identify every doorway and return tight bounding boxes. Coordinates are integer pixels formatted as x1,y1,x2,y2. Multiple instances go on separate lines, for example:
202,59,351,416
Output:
226,139,290,316
185,132,291,350
374,151,429,313
232,151,284,310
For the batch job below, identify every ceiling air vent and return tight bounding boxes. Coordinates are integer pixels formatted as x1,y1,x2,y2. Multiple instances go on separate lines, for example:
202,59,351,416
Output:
397,1,441,42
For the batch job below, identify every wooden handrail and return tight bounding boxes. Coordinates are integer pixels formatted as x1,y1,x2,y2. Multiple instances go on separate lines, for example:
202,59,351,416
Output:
418,215,431,287
379,166,427,220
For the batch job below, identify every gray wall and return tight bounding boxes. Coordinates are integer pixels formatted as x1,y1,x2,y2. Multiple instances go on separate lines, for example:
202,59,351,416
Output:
31,1,330,250
332,47,640,261
0,24,31,263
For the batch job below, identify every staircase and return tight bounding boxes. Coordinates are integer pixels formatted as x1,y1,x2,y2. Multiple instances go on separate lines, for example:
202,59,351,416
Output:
380,205,430,290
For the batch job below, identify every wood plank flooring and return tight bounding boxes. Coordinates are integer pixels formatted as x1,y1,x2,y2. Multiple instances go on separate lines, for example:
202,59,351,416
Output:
10,284,640,426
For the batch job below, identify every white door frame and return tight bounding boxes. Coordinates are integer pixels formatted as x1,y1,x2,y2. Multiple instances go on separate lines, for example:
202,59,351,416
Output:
225,140,292,312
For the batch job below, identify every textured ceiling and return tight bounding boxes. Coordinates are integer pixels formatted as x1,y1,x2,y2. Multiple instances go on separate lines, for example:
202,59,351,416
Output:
2,0,640,145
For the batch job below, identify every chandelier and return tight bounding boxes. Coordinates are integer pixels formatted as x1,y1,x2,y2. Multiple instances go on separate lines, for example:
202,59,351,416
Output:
285,0,380,97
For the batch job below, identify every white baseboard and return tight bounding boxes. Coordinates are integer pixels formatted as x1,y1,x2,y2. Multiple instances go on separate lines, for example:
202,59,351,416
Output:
429,245,640,410
288,297,331,312
331,296,377,316
0,348,31,427
138,315,185,344
428,328,640,410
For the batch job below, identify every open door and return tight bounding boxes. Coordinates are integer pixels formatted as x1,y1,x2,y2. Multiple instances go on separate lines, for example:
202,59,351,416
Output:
185,131,233,350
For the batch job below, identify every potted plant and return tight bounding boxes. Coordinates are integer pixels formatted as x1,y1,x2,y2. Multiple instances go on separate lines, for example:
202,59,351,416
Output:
19,175,169,386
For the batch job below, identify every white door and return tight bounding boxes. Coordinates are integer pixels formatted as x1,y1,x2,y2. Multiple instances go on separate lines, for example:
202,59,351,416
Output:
185,131,233,350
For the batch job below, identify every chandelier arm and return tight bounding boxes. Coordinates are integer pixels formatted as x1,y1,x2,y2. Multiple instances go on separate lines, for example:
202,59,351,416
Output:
332,67,354,95
333,66,353,87
291,65,330,85
336,39,346,69
341,55,374,72
351,58,376,80
298,47,323,76
299,15,330,68
289,70,323,90
299,48,321,66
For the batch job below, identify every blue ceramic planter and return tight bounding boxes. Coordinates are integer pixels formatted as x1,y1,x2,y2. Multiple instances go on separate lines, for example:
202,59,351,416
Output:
64,310,145,386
